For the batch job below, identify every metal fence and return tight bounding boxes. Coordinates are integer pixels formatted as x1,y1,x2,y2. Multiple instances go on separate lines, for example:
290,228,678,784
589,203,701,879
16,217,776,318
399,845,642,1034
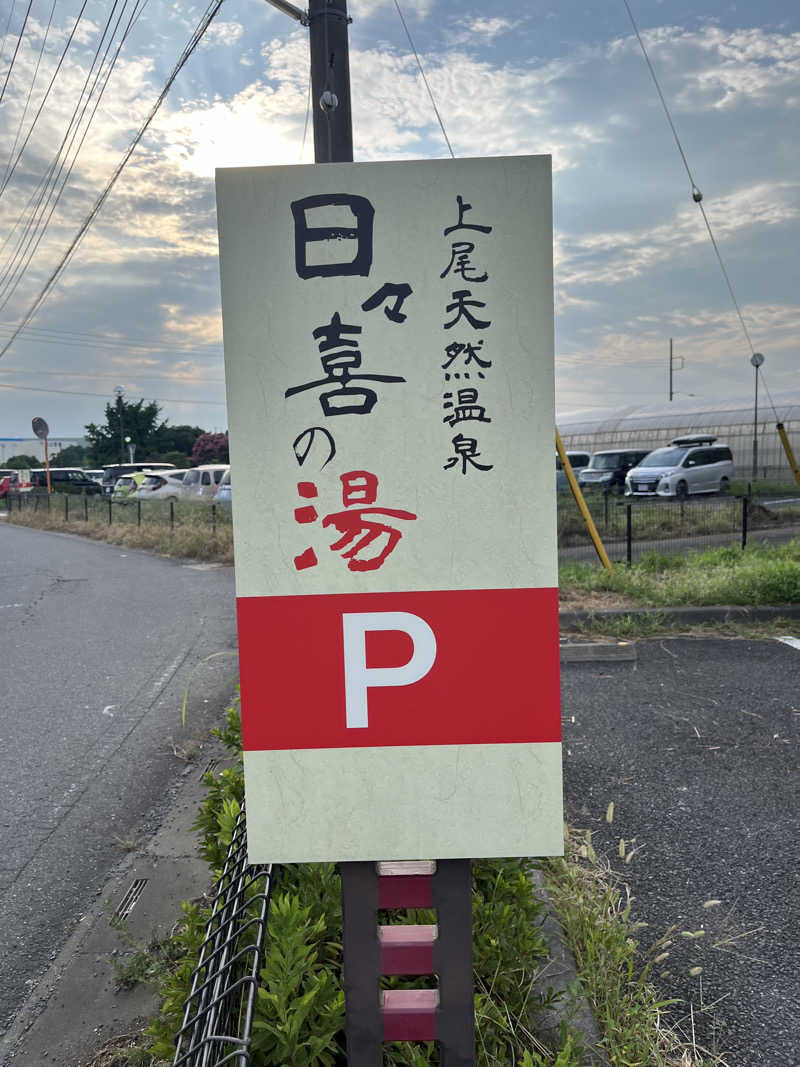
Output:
558,490,800,565
5,489,231,533
174,806,273,1067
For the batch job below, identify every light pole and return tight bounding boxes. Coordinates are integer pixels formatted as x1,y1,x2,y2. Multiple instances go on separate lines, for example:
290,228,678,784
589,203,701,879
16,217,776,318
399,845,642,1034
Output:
113,385,125,464
124,435,136,463
750,353,764,481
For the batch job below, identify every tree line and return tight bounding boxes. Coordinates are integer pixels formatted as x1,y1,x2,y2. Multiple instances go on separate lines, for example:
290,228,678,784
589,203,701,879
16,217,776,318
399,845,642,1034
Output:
3,398,228,470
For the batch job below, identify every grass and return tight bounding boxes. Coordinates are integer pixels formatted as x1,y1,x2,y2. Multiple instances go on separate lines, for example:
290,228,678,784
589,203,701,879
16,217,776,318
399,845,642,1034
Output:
5,499,233,563
559,540,800,607
564,614,799,641
558,489,800,549
542,829,728,1067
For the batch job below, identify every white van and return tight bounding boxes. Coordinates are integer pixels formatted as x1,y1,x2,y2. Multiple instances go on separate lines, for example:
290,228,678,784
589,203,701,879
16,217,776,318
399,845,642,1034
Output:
181,464,229,499
625,436,735,498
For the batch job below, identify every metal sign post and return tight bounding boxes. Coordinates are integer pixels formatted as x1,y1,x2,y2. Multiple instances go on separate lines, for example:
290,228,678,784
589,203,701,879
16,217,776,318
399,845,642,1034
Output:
31,416,50,494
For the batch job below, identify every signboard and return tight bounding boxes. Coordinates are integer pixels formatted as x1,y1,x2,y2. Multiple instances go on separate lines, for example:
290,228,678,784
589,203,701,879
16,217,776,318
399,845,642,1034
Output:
216,155,562,862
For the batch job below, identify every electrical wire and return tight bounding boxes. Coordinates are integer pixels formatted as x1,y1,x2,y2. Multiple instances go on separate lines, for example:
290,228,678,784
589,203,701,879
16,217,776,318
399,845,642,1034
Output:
0,0,146,309
0,0,19,66
0,0,34,103
1,365,224,383
0,379,226,404
2,0,58,190
392,0,454,158
0,0,90,199
0,0,227,359
621,0,779,421
0,320,222,354
299,57,311,162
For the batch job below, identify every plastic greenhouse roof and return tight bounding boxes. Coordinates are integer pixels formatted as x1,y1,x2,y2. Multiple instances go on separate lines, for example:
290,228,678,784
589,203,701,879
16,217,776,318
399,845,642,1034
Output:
556,392,800,435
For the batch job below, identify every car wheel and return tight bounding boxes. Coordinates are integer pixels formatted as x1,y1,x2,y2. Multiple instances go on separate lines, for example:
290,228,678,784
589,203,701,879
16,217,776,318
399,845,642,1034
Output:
719,477,730,494
675,480,688,500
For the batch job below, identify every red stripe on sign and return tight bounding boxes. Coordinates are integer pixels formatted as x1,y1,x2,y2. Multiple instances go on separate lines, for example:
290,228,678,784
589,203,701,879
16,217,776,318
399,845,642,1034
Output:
237,587,560,751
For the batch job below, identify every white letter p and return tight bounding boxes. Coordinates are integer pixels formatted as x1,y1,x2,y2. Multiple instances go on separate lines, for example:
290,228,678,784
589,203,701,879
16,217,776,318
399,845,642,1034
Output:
342,611,437,729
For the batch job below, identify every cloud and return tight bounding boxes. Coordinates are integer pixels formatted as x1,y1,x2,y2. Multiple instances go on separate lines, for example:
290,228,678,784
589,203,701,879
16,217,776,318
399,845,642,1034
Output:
199,21,244,49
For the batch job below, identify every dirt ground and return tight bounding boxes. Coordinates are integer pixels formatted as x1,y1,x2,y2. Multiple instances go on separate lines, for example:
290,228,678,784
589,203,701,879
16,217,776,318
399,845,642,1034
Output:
558,588,637,613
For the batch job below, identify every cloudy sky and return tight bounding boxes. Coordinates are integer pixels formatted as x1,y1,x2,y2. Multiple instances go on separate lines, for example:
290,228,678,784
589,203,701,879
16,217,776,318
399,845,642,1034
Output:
0,0,797,440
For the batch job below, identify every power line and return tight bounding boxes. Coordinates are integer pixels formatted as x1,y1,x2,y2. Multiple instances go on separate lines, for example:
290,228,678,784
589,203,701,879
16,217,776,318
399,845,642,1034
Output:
0,0,227,359
0,320,222,354
0,0,90,200
0,0,34,104
0,0,147,310
1,0,59,190
621,0,778,419
392,0,454,158
0,365,224,384
0,379,226,404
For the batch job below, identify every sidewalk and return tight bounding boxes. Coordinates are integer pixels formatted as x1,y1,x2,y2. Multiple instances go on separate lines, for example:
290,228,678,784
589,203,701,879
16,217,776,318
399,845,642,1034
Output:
1,734,233,1066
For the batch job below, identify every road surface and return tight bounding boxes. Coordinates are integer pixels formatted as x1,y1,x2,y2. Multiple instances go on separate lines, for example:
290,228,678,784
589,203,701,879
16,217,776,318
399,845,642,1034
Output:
0,522,237,1037
562,636,800,1065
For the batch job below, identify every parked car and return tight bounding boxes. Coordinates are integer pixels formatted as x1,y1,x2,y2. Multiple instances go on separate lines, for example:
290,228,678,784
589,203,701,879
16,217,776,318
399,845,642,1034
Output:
84,469,105,484
0,469,19,489
112,471,149,501
578,449,650,494
625,436,735,498
0,474,11,499
181,464,229,499
556,451,592,491
214,468,231,507
135,469,190,501
29,468,104,494
101,462,175,496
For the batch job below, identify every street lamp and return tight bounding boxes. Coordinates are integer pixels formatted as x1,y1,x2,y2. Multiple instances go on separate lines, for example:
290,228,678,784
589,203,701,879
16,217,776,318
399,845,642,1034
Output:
750,353,764,481
124,435,136,463
113,386,124,464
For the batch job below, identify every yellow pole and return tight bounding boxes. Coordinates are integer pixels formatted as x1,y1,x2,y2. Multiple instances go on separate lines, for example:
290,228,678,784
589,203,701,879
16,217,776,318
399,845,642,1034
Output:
776,423,800,486
556,429,613,572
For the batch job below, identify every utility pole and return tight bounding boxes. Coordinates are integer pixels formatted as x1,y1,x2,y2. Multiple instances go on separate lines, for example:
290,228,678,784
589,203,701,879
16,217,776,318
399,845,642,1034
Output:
308,0,353,163
668,338,684,401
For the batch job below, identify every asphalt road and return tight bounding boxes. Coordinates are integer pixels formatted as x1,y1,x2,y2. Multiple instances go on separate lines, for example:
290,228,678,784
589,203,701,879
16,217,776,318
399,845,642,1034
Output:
562,637,800,1066
0,522,237,1039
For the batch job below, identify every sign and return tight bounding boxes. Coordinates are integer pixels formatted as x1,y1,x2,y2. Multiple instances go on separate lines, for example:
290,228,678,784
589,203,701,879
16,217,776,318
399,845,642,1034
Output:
31,417,49,440
216,155,562,862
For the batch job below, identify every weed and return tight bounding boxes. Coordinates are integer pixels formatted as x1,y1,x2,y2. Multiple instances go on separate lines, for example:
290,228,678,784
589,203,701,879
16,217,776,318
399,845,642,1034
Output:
543,829,728,1066
560,539,800,607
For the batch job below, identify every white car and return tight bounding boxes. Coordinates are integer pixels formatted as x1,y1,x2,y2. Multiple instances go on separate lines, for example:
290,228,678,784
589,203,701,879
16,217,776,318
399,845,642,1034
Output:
625,437,735,499
135,469,190,501
181,464,230,499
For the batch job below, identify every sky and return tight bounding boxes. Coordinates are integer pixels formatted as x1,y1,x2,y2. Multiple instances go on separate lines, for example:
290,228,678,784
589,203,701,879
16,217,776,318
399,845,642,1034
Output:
0,0,797,441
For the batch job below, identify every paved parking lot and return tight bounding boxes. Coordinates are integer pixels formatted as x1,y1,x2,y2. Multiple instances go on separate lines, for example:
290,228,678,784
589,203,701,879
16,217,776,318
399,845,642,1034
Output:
561,636,800,1065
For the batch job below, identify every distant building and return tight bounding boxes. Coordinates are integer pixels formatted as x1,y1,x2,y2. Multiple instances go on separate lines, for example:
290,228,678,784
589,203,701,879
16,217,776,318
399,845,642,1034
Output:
0,436,87,464
557,395,800,483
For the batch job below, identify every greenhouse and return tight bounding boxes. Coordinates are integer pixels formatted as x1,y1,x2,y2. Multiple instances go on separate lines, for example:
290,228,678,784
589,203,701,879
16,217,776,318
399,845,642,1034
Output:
557,393,800,484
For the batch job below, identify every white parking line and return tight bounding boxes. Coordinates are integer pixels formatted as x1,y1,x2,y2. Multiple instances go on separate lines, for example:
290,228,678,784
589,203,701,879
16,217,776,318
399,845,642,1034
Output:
776,636,800,651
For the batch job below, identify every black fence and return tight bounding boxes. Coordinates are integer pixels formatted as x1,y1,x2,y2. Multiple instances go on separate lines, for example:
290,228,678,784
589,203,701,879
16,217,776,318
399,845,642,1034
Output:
5,489,232,533
558,489,800,565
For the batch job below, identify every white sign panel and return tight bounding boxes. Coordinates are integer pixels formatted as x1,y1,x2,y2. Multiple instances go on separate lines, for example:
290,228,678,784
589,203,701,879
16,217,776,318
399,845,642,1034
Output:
216,155,562,862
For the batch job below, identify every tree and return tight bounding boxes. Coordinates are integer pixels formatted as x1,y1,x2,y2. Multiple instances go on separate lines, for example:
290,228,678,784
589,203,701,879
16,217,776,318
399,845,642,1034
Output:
191,432,229,465
151,423,206,458
50,443,90,467
4,454,39,468
85,397,165,465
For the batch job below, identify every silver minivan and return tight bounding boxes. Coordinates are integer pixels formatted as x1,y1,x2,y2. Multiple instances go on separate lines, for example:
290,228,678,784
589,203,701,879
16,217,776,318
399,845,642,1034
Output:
625,436,735,498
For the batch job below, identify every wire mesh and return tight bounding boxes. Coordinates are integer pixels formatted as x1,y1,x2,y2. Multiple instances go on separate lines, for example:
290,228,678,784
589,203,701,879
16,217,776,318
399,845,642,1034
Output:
173,806,273,1067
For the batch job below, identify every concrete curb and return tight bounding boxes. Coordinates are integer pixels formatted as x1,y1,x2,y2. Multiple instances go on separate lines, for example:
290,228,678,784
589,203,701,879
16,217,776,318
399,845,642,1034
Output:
559,602,800,628
529,869,611,1066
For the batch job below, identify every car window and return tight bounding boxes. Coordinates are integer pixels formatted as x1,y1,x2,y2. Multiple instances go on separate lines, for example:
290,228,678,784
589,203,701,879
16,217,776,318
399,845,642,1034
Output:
640,447,687,467
588,453,624,470
183,470,200,486
213,469,225,483
201,471,211,485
